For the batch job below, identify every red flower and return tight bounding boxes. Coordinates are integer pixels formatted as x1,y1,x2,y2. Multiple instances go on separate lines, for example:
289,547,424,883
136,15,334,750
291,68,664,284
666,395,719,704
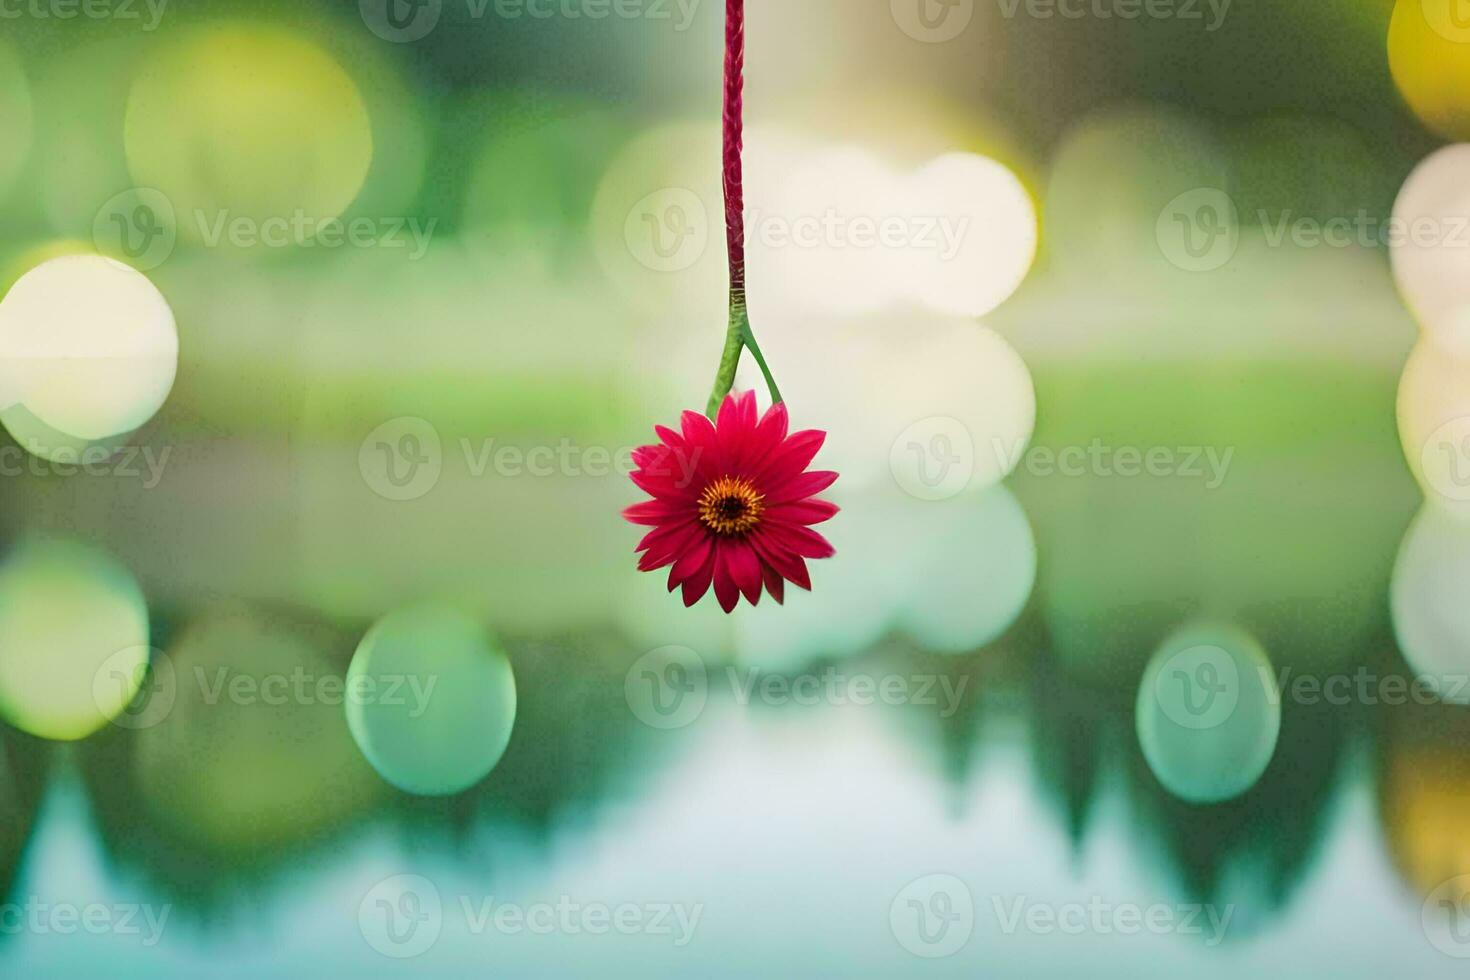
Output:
624,391,838,612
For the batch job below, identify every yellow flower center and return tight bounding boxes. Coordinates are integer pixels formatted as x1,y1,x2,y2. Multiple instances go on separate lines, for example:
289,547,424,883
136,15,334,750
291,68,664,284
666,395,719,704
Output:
698,475,765,536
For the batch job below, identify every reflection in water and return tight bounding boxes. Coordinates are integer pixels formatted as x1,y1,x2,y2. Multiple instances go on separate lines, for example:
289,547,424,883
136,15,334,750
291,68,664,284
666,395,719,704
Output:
1135,622,1281,805
1392,504,1470,703
347,604,517,797
0,728,48,903
0,537,149,741
1379,704,1470,959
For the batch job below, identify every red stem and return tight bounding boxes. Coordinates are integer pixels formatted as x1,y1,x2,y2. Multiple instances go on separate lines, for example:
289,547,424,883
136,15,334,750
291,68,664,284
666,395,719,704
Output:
723,0,746,309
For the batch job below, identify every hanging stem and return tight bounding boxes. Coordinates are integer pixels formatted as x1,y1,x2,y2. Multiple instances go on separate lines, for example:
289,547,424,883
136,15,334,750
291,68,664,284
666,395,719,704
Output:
706,0,782,418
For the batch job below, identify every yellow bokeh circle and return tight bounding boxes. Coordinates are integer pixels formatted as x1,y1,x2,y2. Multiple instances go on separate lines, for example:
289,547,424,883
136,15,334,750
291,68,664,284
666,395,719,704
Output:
124,25,373,247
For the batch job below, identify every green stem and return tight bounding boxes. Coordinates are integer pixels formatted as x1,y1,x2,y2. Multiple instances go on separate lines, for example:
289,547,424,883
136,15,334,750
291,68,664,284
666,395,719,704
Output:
706,298,748,417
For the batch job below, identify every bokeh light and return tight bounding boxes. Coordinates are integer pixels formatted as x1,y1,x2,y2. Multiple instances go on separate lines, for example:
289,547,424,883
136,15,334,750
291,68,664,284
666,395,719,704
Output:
590,121,726,320
1397,338,1470,519
1390,144,1470,348
1389,0,1470,141
124,25,373,247
133,605,384,852
897,484,1036,654
906,152,1037,318
0,538,148,741
0,254,177,460
1391,504,1470,703
759,144,906,316
1135,622,1281,804
346,605,517,796
880,322,1036,493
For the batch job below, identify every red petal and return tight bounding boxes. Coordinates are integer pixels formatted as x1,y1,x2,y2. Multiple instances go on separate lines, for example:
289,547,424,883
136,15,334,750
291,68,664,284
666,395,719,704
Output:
765,499,839,526
749,530,812,591
727,539,763,606
668,534,713,589
766,470,839,504
761,561,785,604
638,522,700,571
623,499,691,526
762,523,836,560
712,542,740,613
681,544,717,607
754,429,827,486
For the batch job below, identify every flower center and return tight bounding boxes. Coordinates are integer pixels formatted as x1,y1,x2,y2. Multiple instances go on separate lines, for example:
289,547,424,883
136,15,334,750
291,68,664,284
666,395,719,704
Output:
698,475,765,536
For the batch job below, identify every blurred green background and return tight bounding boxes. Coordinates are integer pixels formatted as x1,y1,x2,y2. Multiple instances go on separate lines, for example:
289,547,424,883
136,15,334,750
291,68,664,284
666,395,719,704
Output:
1,0,1469,975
